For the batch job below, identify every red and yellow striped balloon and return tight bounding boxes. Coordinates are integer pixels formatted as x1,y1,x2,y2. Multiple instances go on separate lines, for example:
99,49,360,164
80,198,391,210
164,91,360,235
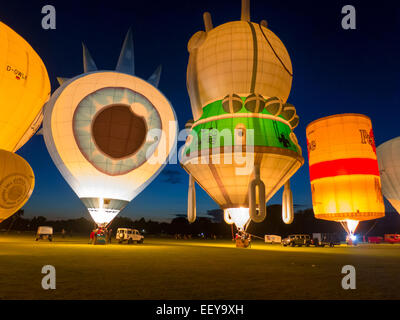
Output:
306,114,384,233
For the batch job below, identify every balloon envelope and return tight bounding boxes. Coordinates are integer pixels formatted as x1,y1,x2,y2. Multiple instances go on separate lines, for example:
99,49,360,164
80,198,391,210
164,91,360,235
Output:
377,137,400,213
182,3,303,230
43,72,177,226
0,150,35,222
0,22,49,222
0,22,50,152
306,113,385,233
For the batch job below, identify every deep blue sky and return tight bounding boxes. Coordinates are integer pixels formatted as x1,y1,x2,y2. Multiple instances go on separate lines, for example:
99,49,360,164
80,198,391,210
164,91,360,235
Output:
1,0,399,221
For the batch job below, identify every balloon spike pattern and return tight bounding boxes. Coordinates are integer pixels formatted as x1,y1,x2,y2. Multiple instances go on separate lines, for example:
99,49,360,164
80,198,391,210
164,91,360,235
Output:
147,65,162,88
116,28,135,75
82,43,97,73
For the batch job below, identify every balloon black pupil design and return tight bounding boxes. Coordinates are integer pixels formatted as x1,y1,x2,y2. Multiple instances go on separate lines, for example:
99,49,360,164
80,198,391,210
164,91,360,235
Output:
92,104,147,159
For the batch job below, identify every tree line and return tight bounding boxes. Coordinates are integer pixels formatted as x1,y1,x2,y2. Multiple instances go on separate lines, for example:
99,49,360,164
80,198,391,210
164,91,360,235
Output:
1,205,399,239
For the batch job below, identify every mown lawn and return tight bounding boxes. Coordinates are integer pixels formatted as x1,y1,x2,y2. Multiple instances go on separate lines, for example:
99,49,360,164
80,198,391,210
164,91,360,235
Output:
0,234,399,299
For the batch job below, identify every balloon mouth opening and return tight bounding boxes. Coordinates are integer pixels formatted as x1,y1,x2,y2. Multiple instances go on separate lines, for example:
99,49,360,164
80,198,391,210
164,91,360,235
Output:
88,208,120,227
340,219,359,237
224,207,250,231
81,197,128,226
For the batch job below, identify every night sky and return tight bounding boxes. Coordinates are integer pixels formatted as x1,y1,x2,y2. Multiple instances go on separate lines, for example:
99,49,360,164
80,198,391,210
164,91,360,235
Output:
1,0,399,221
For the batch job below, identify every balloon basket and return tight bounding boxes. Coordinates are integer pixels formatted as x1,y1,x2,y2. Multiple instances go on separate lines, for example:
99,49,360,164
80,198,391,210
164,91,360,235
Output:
92,231,107,245
235,234,251,248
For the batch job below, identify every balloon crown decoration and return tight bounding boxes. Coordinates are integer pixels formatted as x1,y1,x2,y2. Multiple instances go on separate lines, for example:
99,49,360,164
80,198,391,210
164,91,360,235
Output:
56,28,162,88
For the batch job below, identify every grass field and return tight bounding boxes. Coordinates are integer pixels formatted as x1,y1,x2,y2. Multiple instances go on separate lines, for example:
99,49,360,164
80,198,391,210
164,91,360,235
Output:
0,233,399,300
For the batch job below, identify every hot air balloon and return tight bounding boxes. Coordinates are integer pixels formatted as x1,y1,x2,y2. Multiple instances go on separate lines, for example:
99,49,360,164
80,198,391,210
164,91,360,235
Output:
306,113,385,239
180,0,304,233
43,29,177,227
0,150,35,222
377,137,400,214
0,22,50,222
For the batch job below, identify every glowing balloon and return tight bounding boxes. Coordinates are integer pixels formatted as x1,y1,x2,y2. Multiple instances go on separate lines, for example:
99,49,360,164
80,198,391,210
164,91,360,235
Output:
306,113,385,236
0,22,50,222
0,150,35,222
181,0,303,231
0,22,50,152
43,29,177,227
377,137,400,214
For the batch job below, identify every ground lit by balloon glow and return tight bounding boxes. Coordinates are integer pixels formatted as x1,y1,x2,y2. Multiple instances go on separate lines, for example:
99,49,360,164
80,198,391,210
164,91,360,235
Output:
1,234,400,299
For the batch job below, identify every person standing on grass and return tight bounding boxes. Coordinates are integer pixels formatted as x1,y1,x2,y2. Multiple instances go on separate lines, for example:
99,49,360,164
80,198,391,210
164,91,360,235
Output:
89,230,95,244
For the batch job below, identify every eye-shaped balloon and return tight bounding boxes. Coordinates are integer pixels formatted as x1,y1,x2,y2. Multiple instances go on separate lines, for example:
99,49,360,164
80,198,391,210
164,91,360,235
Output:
43,29,177,227
0,22,50,222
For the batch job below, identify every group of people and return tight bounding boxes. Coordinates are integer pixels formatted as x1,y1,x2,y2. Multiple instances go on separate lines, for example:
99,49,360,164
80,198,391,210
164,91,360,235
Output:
235,231,251,248
89,227,113,244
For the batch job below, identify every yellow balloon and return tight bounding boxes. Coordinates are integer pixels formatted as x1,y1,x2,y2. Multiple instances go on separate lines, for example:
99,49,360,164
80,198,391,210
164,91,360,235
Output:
0,22,50,152
306,114,385,235
0,150,35,222
0,22,50,222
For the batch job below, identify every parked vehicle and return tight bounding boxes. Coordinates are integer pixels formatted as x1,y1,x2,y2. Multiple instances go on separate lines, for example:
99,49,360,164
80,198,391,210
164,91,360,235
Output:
282,234,311,247
384,234,400,244
368,236,383,244
264,235,281,244
312,233,341,247
116,228,144,244
36,226,53,241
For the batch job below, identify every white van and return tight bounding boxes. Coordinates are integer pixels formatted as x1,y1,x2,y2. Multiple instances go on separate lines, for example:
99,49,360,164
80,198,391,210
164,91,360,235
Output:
264,235,281,244
116,228,144,244
36,226,53,241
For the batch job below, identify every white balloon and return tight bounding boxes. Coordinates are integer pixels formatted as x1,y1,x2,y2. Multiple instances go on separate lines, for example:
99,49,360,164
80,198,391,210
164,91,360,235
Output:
43,31,177,226
377,137,400,214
